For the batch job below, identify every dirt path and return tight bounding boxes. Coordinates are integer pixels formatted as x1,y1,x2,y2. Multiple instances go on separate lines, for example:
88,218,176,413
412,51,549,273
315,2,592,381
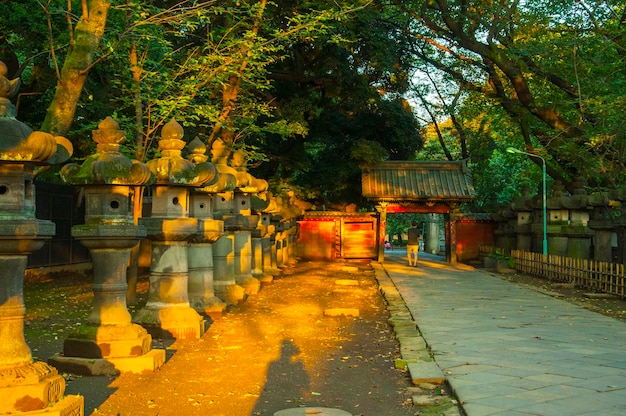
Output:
26,261,416,416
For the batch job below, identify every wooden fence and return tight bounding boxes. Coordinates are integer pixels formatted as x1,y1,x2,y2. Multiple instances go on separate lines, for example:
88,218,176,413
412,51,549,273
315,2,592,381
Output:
479,246,626,299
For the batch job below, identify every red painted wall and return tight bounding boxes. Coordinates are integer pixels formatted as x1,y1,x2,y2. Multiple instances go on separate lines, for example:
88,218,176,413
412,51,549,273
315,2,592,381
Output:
455,220,496,261
297,218,335,261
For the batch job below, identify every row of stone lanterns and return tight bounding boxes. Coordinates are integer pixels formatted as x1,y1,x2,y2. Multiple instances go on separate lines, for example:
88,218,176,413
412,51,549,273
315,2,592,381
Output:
494,176,626,263
48,117,302,378
0,60,302,414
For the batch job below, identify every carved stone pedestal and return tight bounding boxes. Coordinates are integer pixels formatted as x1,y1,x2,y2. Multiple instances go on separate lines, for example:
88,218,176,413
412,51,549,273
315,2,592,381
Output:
134,219,207,339
48,226,165,375
0,252,83,415
0,362,83,414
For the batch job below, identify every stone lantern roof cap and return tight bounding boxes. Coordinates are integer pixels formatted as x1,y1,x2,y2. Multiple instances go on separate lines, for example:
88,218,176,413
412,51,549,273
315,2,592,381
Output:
264,192,305,220
147,119,217,187
0,60,73,165
187,136,209,164
230,149,268,194
197,138,237,193
60,117,153,186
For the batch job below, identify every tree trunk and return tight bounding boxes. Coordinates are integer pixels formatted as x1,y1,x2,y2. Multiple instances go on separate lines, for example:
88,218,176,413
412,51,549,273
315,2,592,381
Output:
41,0,111,136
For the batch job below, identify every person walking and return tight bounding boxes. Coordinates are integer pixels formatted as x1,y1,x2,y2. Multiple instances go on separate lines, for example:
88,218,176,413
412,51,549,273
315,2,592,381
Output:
406,222,420,266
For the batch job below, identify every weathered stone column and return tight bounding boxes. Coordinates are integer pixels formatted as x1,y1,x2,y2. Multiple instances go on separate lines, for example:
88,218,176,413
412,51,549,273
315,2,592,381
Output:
49,117,165,376
424,213,440,254
134,119,216,340
186,137,226,318
0,61,83,414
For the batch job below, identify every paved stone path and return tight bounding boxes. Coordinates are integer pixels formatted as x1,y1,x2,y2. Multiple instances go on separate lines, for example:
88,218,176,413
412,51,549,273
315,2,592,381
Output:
378,251,626,416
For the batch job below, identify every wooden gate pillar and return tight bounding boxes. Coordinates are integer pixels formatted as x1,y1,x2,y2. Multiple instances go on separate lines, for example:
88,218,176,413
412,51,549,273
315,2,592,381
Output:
445,204,461,264
375,203,387,261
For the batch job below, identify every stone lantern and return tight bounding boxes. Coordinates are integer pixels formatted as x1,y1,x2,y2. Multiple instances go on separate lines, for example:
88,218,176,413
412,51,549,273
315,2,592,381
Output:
560,177,592,259
509,185,534,251
268,195,287,270
588,191,616,262
49,117,165,376
258,194,281,278
271,194,304,268
251,193,275,285
285,191,308,264
133,119,217,339
230,150,264,295
186,137,226,318
206,139,246,305
546,179,592,258
492,205,516,251
0,61,82,413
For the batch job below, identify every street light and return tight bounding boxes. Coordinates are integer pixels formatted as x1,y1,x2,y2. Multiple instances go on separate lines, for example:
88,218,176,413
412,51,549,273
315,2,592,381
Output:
506,147,548,256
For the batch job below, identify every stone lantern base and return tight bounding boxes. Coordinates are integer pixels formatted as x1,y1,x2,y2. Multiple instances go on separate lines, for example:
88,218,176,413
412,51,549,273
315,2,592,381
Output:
48,350,166,377
189,297,227,320
48,324,166,376
214,283,247,306
238,275,261,296
0,362,84,414
134,305,208,340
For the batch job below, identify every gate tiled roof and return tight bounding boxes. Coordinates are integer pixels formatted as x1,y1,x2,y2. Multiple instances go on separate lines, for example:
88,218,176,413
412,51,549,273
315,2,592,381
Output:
361,160,475,203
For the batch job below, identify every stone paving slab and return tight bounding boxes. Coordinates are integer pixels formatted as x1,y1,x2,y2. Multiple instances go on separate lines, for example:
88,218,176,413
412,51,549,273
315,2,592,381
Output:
377,252,626,416
407,362,446,385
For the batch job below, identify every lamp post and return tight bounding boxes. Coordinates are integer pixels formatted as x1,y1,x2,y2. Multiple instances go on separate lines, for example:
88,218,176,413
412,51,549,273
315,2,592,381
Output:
506,147,548,256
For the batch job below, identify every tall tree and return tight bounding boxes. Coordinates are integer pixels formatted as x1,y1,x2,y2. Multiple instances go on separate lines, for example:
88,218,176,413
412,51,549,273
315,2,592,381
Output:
397,0,626,194
2,0,423,207
252,0,423,207
40,0,111,136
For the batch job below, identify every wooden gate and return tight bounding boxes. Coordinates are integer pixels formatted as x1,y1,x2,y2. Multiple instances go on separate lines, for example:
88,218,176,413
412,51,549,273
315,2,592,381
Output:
298,212,379,261
340,217,378,259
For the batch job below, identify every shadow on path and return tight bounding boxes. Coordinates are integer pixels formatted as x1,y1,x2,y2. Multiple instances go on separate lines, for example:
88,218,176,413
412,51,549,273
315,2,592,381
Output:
252,339,311,415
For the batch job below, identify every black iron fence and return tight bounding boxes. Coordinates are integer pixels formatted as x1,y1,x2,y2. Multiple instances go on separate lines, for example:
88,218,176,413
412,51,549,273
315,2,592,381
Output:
28,180,90,268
